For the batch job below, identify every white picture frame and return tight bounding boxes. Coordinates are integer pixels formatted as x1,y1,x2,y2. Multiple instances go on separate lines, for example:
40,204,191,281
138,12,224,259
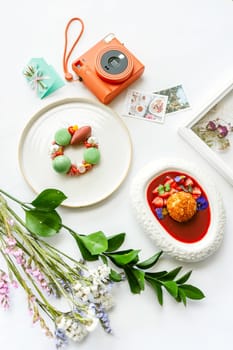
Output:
179,80,233,186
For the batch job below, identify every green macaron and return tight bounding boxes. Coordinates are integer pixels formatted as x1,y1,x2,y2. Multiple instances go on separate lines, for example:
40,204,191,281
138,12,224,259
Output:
54,128,71,146
83,147,100,164
52,155,71,173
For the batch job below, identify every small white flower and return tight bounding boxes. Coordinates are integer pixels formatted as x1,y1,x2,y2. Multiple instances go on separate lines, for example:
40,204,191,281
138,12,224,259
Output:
90,284,98,294
89,264,110,284
73,282,91,301
56,316,89,342
85,306,99,332
49,144,60,155
98,265,110,280
77,164,86,173
68,324,88,342
87,136,98,145
100,293,114,310
83,286,91,295
73,281,82,291
86,316,99,332
64,318,73,329
81,294,89,302
56,315,68,329
71,322,78,331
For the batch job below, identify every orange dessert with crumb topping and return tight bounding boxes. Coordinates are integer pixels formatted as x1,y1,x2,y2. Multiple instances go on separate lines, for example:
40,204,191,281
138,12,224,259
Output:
166,191,197,223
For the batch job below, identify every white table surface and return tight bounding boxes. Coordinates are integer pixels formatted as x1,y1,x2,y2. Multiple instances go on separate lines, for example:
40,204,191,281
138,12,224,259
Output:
0,0,233,349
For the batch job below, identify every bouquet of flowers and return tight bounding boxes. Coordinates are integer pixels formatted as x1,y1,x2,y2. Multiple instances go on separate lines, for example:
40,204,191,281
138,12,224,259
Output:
0,188,204,348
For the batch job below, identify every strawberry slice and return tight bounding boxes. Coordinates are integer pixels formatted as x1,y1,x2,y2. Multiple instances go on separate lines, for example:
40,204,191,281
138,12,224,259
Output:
184,177,194,187
159,191,171,199
152,196,164,207
192,186,201,198
164,177,174,186
152,187,159,195
171,182,180,190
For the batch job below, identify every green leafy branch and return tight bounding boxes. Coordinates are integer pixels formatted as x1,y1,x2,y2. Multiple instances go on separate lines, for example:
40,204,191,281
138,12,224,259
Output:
0,188,205,306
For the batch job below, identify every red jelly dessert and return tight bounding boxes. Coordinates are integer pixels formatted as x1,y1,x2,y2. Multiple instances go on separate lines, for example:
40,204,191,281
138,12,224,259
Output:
147,171,211,243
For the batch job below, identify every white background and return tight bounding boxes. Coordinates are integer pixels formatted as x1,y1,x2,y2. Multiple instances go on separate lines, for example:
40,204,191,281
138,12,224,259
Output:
0,0,233,349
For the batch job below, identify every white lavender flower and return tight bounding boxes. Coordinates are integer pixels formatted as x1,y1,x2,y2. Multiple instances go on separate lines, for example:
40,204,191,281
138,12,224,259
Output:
89,264,111,285
73,281,91,302
96,292,114,311
56,315,89,342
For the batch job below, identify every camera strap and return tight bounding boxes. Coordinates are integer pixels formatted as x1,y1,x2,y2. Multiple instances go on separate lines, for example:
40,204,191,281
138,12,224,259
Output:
63,17,85,81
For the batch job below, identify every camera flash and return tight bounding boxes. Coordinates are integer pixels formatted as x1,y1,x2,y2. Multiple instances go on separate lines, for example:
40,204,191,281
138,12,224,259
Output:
104,33,115,43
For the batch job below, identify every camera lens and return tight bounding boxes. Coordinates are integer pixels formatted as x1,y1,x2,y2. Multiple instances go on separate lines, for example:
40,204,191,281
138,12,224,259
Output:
100,50,128,74
108,56,121,68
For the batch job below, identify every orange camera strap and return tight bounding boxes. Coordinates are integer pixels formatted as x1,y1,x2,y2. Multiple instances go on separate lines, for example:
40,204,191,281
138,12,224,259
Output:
63,17,85,81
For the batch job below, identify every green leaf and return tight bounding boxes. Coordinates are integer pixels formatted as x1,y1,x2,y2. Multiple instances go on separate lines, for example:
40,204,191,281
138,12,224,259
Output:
100,254,108,265
179,284,205,300
78,231,108,255
106,249,140,266
25,209,62,237
132,268,145,291
146,277,163,305
159,266,183,281
124,266,145,294
176,270,192,284
73,234,99,261
162,281,178,298
31,189,67,210
146,271,168,279
177,288,187,306
136,251,163,270
106,233,126,252
109,269,123,282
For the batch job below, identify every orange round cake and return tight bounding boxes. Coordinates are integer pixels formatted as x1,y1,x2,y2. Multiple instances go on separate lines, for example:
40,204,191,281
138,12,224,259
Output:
166,191,197,222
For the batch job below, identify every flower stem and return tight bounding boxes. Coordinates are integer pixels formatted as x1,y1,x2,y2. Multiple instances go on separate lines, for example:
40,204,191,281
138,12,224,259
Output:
0,189,31,209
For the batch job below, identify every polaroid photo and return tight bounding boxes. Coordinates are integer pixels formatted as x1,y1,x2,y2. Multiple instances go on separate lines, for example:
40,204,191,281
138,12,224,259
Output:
154,84,190,115
124,90,168,123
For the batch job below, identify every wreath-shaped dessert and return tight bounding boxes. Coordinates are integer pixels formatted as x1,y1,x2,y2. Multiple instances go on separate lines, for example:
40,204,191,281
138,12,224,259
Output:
49,124,100,176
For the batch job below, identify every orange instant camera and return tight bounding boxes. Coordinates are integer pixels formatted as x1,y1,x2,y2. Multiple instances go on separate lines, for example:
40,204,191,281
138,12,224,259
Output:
72,33,145,104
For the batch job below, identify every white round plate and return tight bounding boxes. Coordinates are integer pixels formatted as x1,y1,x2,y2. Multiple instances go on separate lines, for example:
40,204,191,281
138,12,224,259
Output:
130,159,225,262
19,98,132,207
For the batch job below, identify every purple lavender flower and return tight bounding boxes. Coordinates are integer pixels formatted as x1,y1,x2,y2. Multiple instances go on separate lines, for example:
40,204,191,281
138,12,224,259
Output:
95,304,112,334
55,328,68,349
